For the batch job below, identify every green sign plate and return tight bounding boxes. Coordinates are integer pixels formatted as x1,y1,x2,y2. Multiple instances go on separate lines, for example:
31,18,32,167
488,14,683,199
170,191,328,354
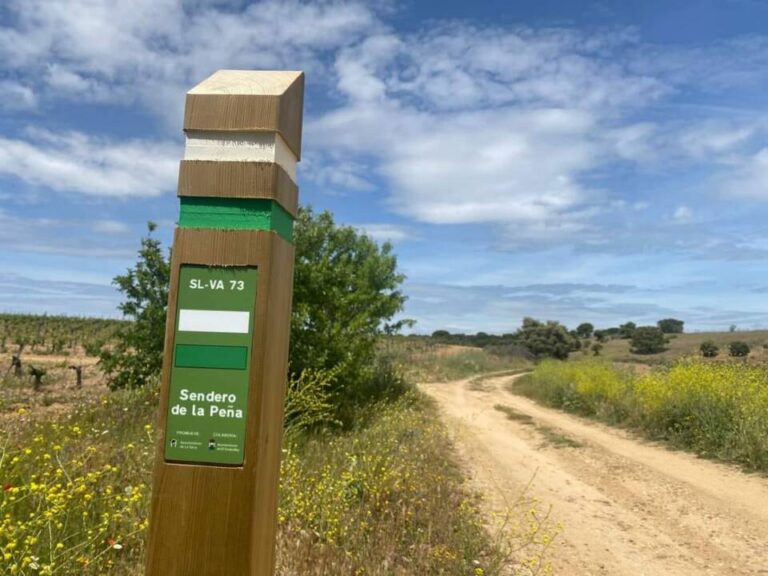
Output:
165,265,258,466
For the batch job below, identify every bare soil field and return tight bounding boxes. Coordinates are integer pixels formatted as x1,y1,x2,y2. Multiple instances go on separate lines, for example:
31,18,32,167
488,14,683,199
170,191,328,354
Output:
421,374,768,575
0,350,103,420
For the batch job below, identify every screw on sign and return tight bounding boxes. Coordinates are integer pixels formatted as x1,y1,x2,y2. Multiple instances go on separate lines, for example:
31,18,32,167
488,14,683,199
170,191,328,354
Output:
145,70,304,576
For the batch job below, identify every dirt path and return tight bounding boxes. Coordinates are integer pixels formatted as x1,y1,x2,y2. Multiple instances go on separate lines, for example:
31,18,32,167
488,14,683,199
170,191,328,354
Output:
421,375,768,576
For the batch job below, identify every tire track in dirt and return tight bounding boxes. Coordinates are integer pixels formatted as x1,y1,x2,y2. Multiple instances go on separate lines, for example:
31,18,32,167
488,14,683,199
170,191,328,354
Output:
421,375,768,576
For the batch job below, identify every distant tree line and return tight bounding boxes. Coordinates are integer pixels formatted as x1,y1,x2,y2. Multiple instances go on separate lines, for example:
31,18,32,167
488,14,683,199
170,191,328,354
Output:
430,317,689,359
431,316,760,360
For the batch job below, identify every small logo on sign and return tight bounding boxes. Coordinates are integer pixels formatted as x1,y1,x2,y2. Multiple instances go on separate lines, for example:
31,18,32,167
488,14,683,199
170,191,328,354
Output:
170,439,177,447
208,439,217,450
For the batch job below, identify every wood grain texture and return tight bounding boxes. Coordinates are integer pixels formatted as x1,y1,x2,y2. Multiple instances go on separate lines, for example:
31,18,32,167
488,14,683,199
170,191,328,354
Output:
178,161,298,217
183,72,304,159
276,73,304,161
146,228,295,576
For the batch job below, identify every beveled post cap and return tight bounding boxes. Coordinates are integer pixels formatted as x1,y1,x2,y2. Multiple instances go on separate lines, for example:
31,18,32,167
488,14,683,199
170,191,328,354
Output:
183,70,305,160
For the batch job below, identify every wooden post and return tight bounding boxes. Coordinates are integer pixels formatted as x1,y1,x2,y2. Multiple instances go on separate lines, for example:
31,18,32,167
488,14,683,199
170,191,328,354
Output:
146,70,304,576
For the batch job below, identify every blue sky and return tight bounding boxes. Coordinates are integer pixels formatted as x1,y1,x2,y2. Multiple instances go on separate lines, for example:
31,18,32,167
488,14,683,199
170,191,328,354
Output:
0,0,767,333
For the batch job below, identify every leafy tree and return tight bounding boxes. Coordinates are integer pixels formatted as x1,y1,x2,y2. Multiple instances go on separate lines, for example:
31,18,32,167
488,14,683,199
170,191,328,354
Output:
576,322,594,339
618,322,636,339
100,222,170,390
570,334,582,351
289,208,408,419
514,318,576,360
591,343,603,356
729,341,750,357
593,330,608,343
630,326,666,354
657,318,684,334
700,340,719,358
431,330,451,340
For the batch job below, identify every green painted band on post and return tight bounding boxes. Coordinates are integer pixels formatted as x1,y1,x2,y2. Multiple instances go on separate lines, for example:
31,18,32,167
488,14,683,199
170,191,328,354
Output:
175,344,249,370
179,197,294,242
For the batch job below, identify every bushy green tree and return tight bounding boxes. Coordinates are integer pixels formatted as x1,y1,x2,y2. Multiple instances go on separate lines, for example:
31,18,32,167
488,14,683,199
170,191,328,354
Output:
289,208,408,420
657,318,684,334
514,318,576,360
593,330,608,343
630,326,666,354
576,322,594,339
570,334,582,351
729,341,750,357
100,223,170,390
700,340,719,358
618,322,636,339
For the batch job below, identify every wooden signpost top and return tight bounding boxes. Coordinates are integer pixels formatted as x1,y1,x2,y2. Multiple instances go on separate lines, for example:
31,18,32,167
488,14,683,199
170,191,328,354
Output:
184,70,304,159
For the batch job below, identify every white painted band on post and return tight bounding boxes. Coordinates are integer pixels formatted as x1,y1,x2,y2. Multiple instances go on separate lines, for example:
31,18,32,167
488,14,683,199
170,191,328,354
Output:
183,131,298,182
178,309,250,334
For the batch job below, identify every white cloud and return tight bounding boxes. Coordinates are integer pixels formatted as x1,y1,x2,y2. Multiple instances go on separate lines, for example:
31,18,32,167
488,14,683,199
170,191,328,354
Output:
2,0,767,253
725,148,768,200
0,211,135,257
606,123,658,162
309,27,665,234
676,120,760,160
630,36,768,95
308,25,768,243
0,129,179,197
673,205,693,223
333,28,668,111
301,152,375,192
355,223,412,242
0,0,381,125
322,107,590,223
0,272,120,317
0,81,38,110
92,220,131,234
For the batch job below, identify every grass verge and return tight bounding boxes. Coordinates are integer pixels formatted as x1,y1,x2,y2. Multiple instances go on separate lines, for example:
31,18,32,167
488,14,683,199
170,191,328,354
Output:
510,358,768,471
278,392,557,574
1,386,557,575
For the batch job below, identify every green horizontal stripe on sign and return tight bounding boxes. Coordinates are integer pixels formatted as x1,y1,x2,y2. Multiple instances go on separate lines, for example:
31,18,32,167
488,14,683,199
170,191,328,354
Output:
175,344,249,370
179,197,294,242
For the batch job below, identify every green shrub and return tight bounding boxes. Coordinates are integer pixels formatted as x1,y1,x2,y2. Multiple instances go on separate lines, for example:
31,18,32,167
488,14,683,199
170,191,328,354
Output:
729,341,750,357
630,326,666,354
100,222,169,390
576,322,594,338
657,318,684,334
286,208,409,424
700,340,719,358
514,317,577,360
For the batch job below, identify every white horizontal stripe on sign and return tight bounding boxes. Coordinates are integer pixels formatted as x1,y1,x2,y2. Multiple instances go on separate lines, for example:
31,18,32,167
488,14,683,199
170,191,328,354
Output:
184,130,297,182
178,310,250,334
